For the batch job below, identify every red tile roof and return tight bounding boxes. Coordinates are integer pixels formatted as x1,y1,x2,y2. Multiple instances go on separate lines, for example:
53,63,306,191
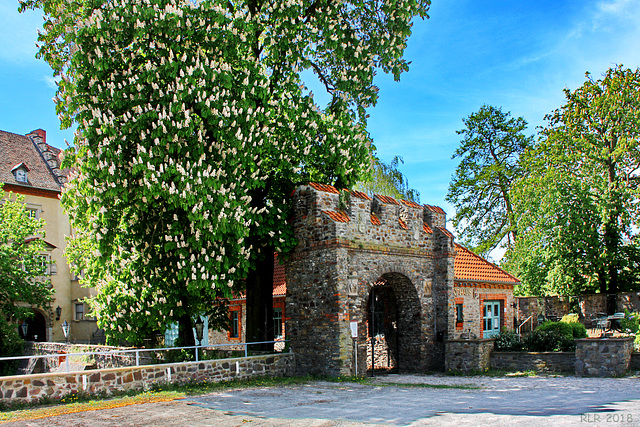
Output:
273,254,286,296
398,218,408,230
424,204,446,214
423,222,433,233
374,194,400,205
0,130,63,191
350,190,371,200
454,243,520,284
401,199,422,209
370,213,381,226
323,210,350,223
437,226,454,239
309,182,340,194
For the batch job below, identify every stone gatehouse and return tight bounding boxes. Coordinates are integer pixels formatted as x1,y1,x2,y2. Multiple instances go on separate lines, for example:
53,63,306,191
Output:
285,183,456,376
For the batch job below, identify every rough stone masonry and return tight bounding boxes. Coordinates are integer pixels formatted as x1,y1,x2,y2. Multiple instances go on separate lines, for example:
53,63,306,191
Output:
285,183,456,376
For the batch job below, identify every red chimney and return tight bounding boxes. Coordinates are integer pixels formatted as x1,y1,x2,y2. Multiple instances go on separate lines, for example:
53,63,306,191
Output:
30,129,46,144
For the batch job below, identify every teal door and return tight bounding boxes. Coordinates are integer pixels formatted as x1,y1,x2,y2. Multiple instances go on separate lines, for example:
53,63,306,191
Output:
483,301,501,338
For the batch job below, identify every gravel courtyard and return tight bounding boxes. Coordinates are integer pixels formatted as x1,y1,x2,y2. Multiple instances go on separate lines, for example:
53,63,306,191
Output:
5,374,640,427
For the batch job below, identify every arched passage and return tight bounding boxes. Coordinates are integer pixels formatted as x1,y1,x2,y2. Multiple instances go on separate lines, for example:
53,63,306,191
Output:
19,309,47,342
366,272,423,374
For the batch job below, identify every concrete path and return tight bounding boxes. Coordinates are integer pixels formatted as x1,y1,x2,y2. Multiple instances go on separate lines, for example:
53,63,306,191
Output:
5,374,640,426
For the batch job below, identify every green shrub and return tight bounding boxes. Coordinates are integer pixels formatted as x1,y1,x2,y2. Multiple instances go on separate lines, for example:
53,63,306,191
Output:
493,329,524,351
523,329,575,352
567,322,587,339
619,310,640,352
560,313,579,323
0,320,24,376
536,321,573,338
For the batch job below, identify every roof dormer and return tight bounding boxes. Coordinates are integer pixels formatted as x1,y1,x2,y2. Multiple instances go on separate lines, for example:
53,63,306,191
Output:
11,162,30,184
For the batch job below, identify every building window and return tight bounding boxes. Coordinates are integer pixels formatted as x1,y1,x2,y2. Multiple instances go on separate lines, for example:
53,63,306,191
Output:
14,168,28,183
37,255,50,275
229,306,241,339
273,307,283,339
456,303,464,324
26,207,39,219
75,303,84,321
483,301,501,338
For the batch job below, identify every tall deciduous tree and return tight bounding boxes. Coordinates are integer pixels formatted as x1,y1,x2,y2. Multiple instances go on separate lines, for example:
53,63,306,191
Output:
21,0,430,344
505,66,640,304
446,105,534,256
0,186,52,372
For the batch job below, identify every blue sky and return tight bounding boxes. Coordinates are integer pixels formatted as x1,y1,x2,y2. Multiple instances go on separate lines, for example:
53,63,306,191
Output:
2,0,639,219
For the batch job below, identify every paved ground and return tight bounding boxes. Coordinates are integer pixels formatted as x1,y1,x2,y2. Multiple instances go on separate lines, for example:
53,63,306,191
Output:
5,374,640,426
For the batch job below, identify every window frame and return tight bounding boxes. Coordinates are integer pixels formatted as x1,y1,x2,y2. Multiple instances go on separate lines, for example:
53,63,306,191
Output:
74,302,84,321
228,305,241,340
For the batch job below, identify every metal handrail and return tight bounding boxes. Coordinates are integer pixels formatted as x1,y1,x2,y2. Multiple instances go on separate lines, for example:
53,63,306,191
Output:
0,340,288,375
516,315,532,335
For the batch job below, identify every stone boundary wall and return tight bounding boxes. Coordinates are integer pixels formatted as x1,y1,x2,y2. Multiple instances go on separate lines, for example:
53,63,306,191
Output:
1,353,294,402
490,352,575,373
516,292,640,331
445,339,494,373
575,338,634,377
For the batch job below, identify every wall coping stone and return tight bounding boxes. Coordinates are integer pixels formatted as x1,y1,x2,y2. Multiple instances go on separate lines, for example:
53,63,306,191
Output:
1,353,282,381
575,337,635,343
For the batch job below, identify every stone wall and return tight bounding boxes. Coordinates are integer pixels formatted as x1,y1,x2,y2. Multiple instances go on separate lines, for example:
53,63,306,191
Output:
575,338,634,377
490,352,575,373
1,353,293,403
516,292,640,331
445,339,494,373
286,184,455,376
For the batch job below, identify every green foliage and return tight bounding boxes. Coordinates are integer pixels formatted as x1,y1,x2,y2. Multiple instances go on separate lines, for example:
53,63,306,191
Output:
0,319,24,376
493,328,524,351
355,156,421,203
446,105,534,257
560,313,579,323
22,0,431,343
0,185,52,344
506,66,640,296
620,310,640,351
536,321,573,338
522,329,575,352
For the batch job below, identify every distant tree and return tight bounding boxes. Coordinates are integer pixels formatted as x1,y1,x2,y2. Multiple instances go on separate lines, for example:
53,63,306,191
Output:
21,0,431,345
446,105,534,256
0,186,52,371
505,66,640,303
355,156,420,203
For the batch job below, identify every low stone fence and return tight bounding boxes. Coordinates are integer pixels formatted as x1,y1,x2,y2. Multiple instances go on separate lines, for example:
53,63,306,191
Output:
445,339,494,373
575,338,634,376
491,352,574,373
1,353,294,403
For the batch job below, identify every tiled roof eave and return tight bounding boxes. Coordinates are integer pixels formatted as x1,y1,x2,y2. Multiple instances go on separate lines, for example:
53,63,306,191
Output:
454,278,519,286
2,181,62,194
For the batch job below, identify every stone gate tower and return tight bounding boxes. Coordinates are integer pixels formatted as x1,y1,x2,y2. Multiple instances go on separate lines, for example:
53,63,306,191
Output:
286,183,456,375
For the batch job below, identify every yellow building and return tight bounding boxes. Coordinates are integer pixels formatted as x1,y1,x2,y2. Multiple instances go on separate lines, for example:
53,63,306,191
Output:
1,129,100,343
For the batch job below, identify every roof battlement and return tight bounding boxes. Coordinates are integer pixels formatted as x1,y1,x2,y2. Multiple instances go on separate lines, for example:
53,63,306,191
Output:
292,183,454,255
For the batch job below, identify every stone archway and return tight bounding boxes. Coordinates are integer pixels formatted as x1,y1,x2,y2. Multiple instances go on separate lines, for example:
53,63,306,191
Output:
19,309,47,342
366,273,423,374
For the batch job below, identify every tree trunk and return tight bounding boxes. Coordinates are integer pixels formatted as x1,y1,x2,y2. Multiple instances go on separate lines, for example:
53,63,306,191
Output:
245,247,275,352
177,310,195,348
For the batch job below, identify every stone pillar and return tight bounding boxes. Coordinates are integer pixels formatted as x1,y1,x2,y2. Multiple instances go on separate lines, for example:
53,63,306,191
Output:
575,338,634,377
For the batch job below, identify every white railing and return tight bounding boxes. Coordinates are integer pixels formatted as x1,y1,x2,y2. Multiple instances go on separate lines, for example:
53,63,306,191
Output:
0,340,288,375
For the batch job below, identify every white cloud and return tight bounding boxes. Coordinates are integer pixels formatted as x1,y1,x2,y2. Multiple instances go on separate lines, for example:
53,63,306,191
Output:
44,75,59,90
